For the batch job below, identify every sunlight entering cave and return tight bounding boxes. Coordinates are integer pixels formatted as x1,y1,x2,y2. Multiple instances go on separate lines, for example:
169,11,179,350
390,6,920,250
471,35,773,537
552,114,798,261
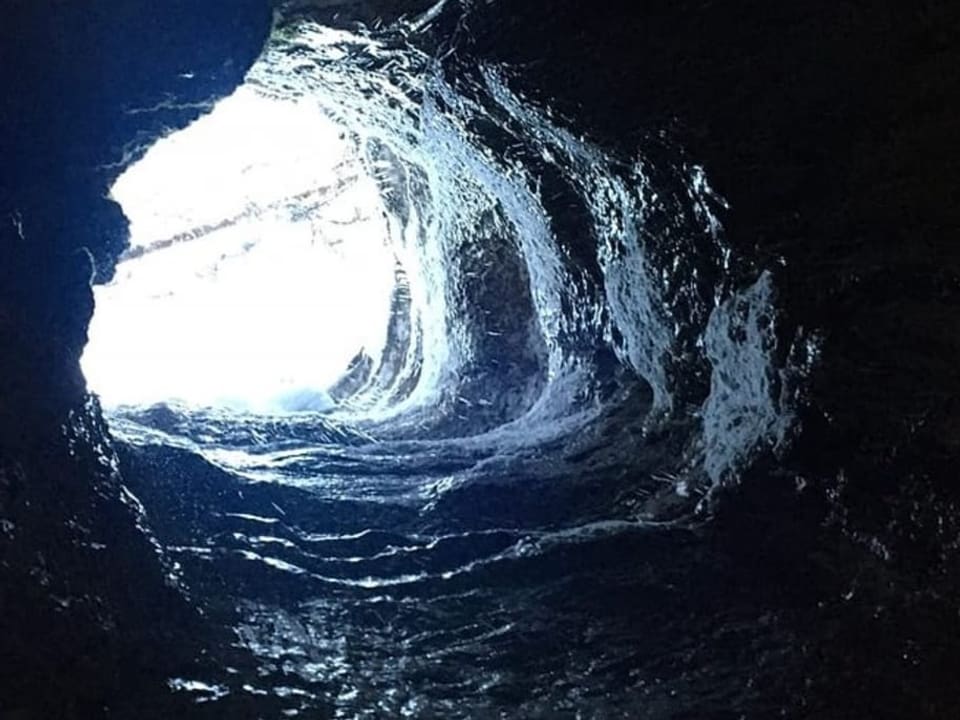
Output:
81,85,397,412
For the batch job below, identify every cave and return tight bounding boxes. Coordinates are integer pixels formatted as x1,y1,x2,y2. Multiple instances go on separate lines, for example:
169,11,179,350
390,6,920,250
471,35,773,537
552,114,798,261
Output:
3,1,960,718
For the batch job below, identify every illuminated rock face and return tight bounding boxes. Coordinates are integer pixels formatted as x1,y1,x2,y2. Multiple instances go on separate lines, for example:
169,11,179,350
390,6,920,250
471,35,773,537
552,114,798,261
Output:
3,1,960,718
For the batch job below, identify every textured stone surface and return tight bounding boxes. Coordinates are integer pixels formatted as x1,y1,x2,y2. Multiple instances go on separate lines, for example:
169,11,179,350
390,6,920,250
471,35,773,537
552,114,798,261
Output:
446,0,960,591
2,1,959,716
0,2,271,716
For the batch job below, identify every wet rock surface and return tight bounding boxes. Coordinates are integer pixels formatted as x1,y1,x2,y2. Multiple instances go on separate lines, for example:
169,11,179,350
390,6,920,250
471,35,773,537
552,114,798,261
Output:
2,1,960,717
1,2,272,717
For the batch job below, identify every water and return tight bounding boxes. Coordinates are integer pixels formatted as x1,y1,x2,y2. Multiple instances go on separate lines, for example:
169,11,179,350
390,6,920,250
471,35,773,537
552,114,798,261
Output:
92,6,818,717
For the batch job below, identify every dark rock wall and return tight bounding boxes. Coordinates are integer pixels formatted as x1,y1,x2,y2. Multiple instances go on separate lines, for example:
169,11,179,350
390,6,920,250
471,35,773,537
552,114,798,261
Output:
443,5,960,713
1,0,271,431
449,0,960,581
0,2,271,717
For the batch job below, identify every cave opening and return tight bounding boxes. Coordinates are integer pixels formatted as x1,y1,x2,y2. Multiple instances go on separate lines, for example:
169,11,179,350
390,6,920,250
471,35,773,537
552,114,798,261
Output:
81,84,399,414
5,1,960,717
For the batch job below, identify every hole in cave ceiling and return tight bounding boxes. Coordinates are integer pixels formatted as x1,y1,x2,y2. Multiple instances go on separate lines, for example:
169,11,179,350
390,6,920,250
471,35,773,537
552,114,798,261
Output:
81,85,397,413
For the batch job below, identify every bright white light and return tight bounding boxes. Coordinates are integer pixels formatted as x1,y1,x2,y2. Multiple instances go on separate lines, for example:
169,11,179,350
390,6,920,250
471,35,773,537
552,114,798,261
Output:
82,86,396,412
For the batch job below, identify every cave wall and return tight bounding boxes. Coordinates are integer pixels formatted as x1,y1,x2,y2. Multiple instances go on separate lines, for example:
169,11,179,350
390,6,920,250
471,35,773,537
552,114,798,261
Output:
0,2,271,716
1,0,271,436
1,0,959,715
419,5,960,697
445,0,960,573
